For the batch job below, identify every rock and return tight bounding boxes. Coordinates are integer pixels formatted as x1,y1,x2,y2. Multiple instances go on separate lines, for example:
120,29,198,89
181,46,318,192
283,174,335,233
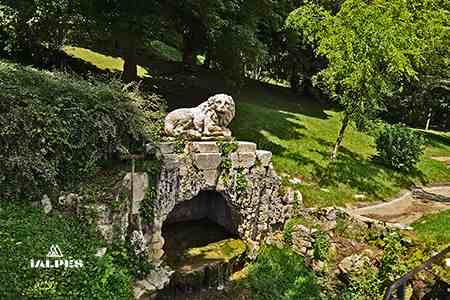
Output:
158,141,177,155
123,172,149,214
236,152,256,168
134,266,174,299
289,177,303,185
97,224,113,243
256,150,272,166
189,141,220,153
236,142,257,153
58,193,79,207
95,247,107,257
320,220,337,232
41,195,52,214
311,260,326,273
338,254,371,276
203,169,218,187
193,153,222,170
326,209,337,221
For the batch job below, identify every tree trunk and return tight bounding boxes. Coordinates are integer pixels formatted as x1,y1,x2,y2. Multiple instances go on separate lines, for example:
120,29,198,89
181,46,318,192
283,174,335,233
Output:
182,33,196,65
122,36,138,83
425,108,432,131
290,66,300,94
331,112,350,161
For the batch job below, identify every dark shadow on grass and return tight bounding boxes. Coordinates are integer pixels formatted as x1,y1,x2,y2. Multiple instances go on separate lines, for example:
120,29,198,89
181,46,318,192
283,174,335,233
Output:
419,131,450,153
312,149,428,199
232,104,307,156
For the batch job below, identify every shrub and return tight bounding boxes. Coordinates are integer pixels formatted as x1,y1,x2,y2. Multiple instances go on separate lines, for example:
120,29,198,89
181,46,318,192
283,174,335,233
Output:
0,61,164,201
375,124,425,172
0,201,132,299
244,246,321,300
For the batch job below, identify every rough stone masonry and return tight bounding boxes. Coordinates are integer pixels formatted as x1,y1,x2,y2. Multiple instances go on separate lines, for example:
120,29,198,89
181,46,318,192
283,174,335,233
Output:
146,140,299,265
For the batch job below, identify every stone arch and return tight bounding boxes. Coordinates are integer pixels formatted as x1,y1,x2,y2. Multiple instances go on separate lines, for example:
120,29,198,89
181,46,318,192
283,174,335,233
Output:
147,141,298,265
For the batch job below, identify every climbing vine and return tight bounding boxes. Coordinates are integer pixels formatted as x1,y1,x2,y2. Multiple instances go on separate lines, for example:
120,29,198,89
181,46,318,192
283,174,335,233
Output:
174,136,187,154
139,159,161,225
235,168,248,195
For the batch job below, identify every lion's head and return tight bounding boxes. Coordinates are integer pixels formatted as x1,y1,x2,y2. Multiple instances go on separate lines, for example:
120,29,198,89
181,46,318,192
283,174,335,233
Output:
205,94,235,126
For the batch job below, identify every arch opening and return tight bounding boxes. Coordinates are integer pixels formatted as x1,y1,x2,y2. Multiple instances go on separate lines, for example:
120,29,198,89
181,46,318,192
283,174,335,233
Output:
161,191,241,269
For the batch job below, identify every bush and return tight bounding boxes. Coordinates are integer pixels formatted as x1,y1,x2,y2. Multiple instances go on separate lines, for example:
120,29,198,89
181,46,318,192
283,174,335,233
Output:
375,124,425,172
244,246,321,300
0,201,132,299
0,61,164,201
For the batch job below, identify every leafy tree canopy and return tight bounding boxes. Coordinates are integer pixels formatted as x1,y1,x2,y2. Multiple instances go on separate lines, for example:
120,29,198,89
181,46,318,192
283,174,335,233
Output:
286,0,450,159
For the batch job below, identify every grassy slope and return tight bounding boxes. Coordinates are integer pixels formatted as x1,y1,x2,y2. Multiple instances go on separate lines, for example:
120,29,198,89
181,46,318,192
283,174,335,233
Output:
233,82,450,207
59,48,450,207
412,209,450,247
64,46,149,77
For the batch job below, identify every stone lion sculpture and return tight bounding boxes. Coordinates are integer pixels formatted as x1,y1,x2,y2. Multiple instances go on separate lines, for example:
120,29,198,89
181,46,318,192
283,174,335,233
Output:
164,94,235,140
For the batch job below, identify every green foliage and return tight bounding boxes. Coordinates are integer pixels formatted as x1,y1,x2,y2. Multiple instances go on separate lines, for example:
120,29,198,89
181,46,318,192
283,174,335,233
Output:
0,61,164,201
140,159,160,225
283,217,303,243
379,233,408,285
235,168,248,195
217,140,239,157
217,140,238,171
375,124,425,172
174,136,187,154
286,0,450,157
0,0,77,59
244,246,322,300
340,267,382,300
312,231,329,261
0,201,132,299
340,232,408,299
109,243,154,280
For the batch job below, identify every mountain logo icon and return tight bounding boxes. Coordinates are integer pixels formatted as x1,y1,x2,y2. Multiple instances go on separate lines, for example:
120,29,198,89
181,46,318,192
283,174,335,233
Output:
47,244,63,258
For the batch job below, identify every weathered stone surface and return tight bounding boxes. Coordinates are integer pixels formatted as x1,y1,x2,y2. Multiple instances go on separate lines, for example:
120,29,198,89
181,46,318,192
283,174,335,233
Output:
123,172,149,214
256,150,272,166
41,195,52,214
193,153,222,170
148,139,295,266
164,94,235,140
134,267,174,300
95,247,107,257
158,141,177,155
237,152,257,168
237,142,257,153
203,169,218,187
338,254,371,275
97,224,113,242
189,141,220,153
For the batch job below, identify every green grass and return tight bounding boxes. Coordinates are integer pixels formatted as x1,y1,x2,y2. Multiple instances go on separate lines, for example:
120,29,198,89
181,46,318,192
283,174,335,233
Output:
64,46,150,77
232,82,450,207
412,209,450,247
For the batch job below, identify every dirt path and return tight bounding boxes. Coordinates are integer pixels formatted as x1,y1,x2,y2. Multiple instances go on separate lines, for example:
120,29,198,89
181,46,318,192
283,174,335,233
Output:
350,186,450,225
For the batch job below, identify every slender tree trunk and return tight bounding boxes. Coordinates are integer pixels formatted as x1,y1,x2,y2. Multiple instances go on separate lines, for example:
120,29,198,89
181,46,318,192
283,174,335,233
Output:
290,64,300,94
425,108,432,131
122,35,138,83
182,33,196,65
331,112,350,161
